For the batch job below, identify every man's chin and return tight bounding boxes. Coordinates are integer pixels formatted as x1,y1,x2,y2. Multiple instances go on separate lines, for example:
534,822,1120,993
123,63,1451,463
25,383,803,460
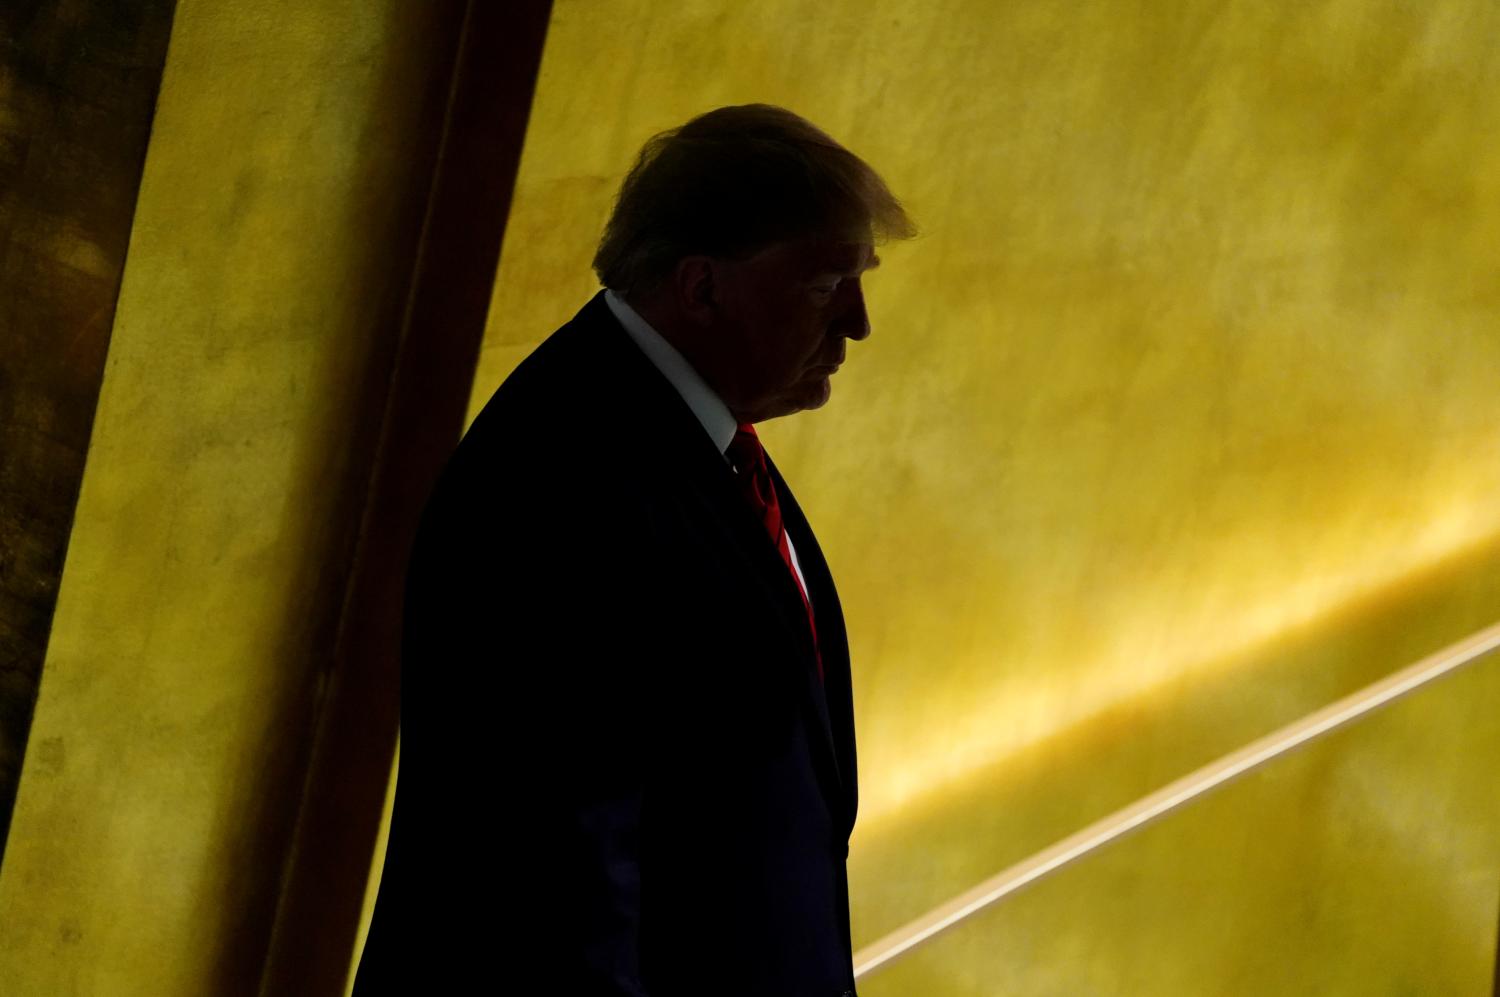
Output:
783,379,832,417
809,378,834,409
747,379,834,423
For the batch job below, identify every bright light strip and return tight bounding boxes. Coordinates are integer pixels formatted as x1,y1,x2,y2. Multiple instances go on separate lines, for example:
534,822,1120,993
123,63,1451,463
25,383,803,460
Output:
853,619,1500,979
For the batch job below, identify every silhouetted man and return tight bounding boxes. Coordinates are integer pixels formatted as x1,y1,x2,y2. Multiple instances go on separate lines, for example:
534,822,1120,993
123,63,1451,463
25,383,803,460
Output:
356,103,915,997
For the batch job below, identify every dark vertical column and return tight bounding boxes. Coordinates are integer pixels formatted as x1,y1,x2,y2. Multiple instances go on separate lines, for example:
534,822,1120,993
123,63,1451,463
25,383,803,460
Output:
255,2,554,993
0,0,177,864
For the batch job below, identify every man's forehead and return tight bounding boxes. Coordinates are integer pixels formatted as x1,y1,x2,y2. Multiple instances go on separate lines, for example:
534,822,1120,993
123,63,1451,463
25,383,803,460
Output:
792,238,879,273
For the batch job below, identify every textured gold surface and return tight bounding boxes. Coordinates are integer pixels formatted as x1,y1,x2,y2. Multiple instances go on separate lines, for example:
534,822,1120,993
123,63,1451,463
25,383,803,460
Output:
0,0,176,852
478,1,1500,992
0,2,449,993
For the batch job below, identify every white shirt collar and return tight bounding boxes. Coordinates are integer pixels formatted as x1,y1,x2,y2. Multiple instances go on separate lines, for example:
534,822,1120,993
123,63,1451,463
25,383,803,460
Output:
604,288,739,460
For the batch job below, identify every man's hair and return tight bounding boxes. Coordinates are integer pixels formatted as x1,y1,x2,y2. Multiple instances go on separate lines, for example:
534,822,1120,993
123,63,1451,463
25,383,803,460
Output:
593,104,917,296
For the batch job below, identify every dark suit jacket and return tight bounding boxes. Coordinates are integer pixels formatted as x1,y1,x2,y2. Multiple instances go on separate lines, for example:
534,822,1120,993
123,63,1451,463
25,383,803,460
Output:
353,290,859,996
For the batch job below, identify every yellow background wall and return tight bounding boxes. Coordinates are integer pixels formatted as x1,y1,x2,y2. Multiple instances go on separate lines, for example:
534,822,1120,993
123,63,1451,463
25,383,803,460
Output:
474,1,1500,993
0,1,455,993
3,0,1496,993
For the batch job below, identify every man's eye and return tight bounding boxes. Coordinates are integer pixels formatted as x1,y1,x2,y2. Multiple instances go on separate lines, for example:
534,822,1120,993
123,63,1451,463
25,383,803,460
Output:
812,283,839,295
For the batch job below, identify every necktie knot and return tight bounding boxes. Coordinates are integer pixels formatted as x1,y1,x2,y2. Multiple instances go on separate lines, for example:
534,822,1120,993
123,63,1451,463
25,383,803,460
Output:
727,423,777,520
726,422,765,477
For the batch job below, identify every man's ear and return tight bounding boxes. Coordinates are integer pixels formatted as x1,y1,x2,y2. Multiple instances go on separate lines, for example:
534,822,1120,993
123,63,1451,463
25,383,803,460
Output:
673,255,719,326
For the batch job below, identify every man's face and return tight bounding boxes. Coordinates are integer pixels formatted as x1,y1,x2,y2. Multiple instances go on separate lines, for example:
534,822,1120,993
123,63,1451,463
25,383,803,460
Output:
706,235,880,423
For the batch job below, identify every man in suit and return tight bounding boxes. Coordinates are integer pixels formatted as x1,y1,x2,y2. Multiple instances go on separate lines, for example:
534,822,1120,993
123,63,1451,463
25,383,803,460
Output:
354,103,914,996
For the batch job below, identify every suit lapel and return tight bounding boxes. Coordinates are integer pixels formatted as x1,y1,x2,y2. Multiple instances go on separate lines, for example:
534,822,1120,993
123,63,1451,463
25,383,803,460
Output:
683,448,850,825
767,455,858,832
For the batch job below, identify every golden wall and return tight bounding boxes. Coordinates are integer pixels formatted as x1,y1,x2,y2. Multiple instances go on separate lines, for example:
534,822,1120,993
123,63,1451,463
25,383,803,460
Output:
3,1,1495,993
0,1,456,993
474,1,1500,993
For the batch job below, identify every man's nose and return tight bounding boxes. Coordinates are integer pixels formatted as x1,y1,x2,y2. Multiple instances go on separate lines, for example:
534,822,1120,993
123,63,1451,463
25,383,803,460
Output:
838,278,871,340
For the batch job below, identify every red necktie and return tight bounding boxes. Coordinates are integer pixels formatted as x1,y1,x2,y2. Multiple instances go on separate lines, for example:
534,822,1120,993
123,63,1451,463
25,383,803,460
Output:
725,422,824,683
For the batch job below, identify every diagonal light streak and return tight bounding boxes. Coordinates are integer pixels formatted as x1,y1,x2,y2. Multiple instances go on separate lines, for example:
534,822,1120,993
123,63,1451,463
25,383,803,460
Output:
854,619,1500,979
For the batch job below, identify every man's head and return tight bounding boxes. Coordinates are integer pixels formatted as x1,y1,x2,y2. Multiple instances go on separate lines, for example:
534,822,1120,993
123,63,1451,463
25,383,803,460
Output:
593,104,916,424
